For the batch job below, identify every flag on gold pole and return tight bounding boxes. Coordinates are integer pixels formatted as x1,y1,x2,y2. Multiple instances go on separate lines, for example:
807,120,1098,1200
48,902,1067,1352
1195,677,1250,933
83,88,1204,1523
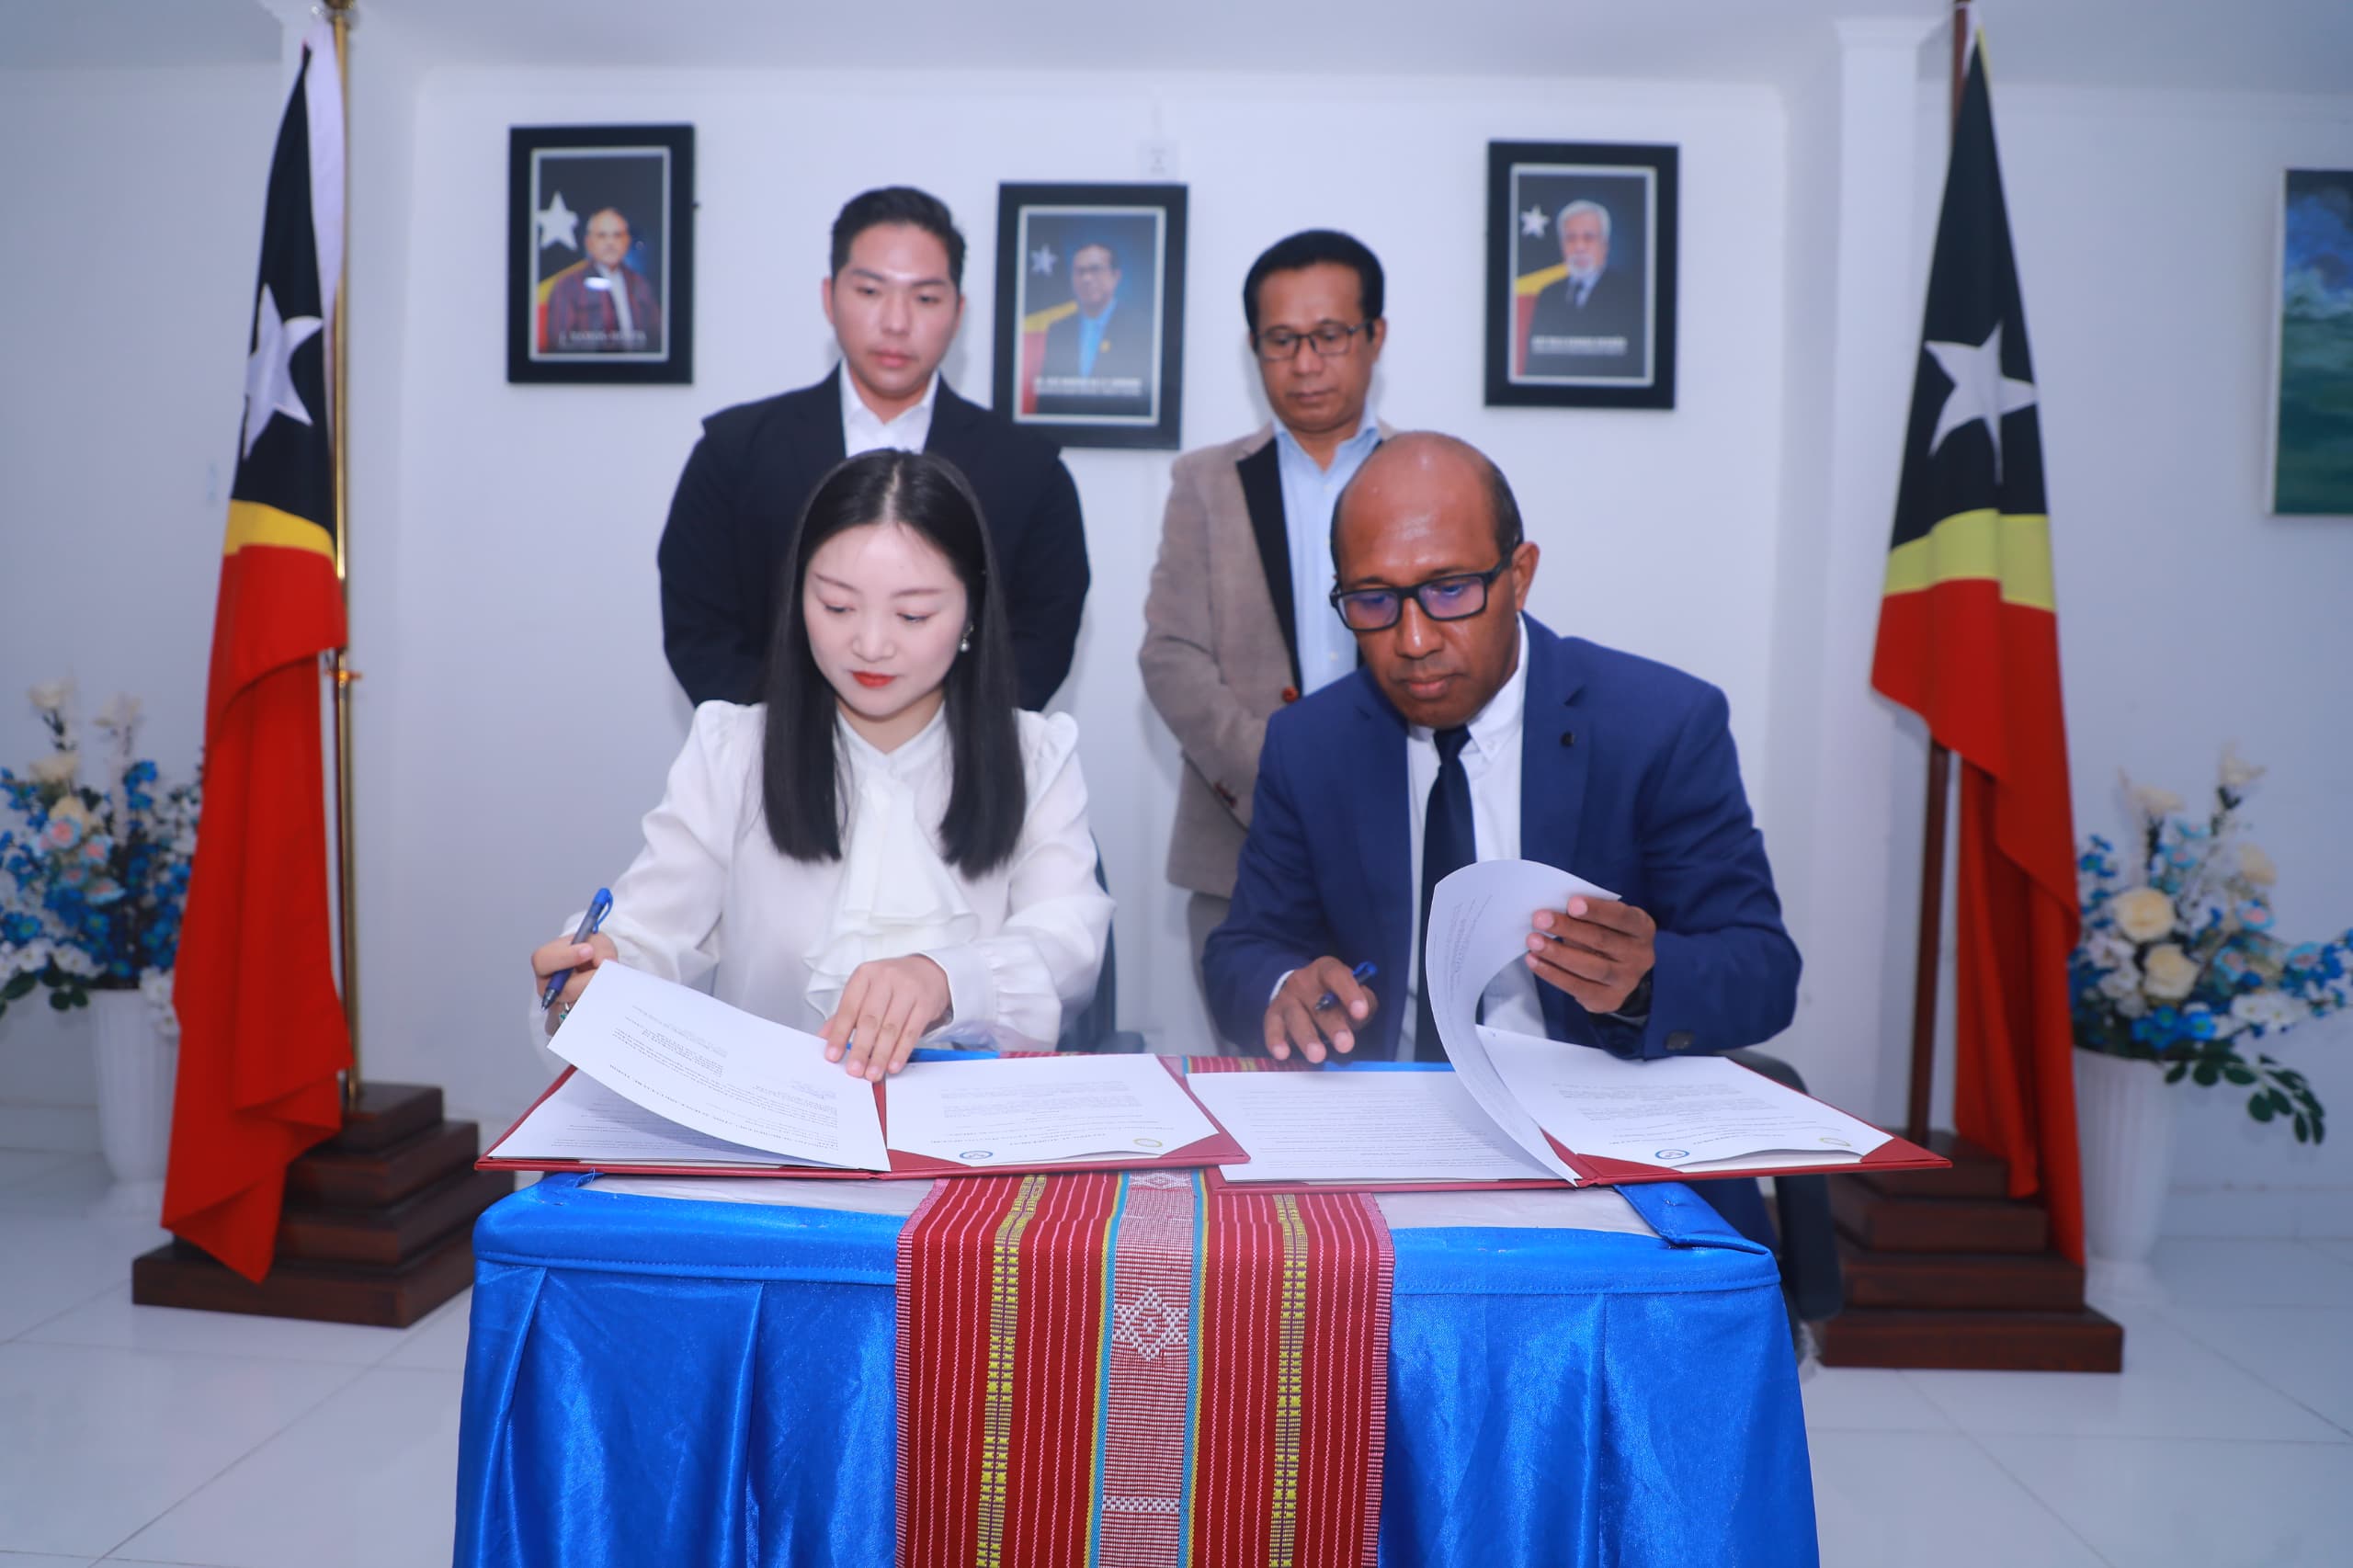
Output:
164,21,353,1282
1870,36,2084,1262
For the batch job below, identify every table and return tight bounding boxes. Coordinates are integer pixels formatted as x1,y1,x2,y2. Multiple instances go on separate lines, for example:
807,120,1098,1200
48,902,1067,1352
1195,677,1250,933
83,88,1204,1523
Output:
454,1173,1818,1567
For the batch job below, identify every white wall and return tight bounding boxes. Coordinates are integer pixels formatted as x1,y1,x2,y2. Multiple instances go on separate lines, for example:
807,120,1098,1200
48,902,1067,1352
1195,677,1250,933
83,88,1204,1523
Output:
0,64,278,1130
5,31,2349,1237
357,64,1790,1129
1994,84,2353,1233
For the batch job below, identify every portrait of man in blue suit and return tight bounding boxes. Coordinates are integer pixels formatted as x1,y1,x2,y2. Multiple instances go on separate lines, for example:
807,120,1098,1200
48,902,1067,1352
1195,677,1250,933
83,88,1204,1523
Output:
1204,431,1799,1074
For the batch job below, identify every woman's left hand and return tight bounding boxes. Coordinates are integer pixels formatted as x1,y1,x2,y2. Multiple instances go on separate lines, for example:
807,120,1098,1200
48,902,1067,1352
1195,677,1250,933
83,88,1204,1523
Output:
822,955,953,1080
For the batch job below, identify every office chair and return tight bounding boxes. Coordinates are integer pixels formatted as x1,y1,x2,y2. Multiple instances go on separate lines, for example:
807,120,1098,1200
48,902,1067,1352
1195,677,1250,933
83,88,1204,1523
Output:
1059,846,1149,1054
1726,1047,1846,1327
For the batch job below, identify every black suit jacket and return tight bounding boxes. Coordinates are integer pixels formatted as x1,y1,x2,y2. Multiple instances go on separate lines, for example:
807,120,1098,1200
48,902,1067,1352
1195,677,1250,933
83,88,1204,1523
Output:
1525,269,1645,378
656,369,1090,710
1034,305,1154,418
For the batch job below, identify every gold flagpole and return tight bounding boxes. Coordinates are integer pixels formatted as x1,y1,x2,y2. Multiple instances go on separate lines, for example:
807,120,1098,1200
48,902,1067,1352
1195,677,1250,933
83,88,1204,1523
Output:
325,0,362,1108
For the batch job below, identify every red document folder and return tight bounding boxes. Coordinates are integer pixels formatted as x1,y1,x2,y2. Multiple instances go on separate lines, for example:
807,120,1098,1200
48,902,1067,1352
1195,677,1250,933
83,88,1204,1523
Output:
1198,1062,1949,1197
478,1058,1249,1182
1205,1131,1946,1197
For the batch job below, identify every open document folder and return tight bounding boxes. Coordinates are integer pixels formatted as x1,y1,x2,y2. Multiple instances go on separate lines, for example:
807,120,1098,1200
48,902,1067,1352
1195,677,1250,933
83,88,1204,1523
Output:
480,961,1245,1179
1192,858,1945,1193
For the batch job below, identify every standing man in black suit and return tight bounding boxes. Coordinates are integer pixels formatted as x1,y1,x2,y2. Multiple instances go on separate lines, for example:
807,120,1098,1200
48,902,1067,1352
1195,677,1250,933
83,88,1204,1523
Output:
1524,199,1645,380
658,187,1090,710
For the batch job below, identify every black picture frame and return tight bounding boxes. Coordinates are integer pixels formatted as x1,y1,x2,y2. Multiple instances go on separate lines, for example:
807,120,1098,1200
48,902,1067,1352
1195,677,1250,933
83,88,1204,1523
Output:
1484,141,1677,409
992,183,1187,449
507,124,694,384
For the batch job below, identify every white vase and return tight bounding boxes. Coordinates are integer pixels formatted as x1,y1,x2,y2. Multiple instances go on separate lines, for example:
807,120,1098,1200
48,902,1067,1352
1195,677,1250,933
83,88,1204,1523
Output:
90,988,176,1207
2075,1046,2177,1299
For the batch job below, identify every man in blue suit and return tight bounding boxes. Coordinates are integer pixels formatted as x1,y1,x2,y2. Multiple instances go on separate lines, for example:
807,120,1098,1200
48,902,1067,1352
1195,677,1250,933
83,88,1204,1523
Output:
1203,434,1800,1230
1213,428,1797,1233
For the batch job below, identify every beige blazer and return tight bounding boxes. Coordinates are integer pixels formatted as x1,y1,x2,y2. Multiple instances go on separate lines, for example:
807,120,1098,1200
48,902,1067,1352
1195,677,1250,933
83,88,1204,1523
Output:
1138,422,1389,897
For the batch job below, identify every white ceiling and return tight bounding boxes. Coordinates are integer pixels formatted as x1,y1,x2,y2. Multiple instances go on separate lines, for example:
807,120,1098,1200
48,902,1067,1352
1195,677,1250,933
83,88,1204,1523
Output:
1,0,2347,97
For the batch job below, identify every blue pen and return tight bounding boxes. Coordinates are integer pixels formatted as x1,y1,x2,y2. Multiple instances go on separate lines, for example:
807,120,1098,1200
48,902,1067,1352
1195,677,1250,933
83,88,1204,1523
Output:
1314,961,1379,1012
540,887,614,1010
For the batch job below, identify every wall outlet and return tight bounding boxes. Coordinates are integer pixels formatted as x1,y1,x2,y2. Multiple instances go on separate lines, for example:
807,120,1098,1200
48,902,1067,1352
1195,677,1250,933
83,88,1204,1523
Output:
1138,139,1179,179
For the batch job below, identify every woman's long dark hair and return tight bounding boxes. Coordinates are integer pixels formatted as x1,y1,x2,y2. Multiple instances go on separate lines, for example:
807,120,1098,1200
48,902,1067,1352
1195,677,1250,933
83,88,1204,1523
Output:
761,449,1025,877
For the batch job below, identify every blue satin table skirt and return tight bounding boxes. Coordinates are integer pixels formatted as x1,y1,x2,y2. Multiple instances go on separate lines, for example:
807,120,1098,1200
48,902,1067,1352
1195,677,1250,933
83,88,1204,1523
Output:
455,1175,1817,1567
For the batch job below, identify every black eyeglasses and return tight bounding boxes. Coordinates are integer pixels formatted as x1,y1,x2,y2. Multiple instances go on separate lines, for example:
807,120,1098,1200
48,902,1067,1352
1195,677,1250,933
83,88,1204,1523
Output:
1328,559,1513,631
1254,321,1372,362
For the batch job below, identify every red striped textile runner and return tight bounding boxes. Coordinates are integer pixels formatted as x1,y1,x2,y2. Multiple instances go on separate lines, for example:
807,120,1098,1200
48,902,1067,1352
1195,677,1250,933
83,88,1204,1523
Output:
895,1130,1392,1568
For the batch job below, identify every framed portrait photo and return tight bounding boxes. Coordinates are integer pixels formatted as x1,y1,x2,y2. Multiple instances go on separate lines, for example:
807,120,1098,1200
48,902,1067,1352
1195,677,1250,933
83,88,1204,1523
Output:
993,183,1187,449
507,123,694,384
1484,141,1677,409
2269,168,2353,515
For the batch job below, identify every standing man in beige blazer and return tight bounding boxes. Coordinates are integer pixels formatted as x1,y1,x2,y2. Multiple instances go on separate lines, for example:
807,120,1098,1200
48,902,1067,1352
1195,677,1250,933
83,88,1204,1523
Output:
1140,231,1391,1025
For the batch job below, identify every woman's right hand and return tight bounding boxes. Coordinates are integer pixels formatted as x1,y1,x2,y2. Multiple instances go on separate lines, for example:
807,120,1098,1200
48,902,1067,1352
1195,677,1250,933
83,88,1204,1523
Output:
533,933,619,1037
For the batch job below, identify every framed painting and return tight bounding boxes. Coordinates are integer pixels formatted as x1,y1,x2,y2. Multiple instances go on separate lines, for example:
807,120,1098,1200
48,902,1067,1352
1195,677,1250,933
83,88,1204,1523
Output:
2270,169,2353,515
507,124,694,384
992,182,1187,449
1485,141,1677,409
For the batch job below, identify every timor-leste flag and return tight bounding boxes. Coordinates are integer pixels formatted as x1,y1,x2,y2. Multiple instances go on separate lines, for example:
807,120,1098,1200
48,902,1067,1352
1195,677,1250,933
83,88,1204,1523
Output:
1870,36,2083,1263
164,21,353,1283
1017,299,1076,415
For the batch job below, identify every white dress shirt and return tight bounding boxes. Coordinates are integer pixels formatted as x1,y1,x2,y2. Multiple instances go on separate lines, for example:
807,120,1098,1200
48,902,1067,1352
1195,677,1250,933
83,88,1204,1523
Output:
1274,410,1382,696
538,702,1111,1053
1397,619,1544,1058
840,369,940,456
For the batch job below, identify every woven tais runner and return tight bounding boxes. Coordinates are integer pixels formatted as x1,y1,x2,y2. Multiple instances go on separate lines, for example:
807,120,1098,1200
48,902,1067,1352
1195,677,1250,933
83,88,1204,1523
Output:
894,1148,1392,1568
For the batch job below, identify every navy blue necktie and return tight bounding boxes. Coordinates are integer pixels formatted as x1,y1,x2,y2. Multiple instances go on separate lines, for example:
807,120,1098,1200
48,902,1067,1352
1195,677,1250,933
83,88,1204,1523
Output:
1414,726,1475,1062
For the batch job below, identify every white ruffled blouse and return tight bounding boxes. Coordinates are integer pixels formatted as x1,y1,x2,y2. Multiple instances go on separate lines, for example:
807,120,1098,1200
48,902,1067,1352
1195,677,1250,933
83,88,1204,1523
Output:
541,701,1112,1050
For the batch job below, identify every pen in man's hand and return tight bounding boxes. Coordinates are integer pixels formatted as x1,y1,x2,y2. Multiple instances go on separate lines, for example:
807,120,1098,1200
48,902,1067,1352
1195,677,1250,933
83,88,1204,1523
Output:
1314,960,1379,1011
540,887,614,1010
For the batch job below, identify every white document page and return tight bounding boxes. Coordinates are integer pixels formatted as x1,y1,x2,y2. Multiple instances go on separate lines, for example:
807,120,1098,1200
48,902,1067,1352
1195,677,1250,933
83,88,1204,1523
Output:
551,961,890,1171
1422,858,1626,1183
488,1071,824,1167
882,1053,1218,1167
1190,1069,1559,1185
1481,1028,1891,1170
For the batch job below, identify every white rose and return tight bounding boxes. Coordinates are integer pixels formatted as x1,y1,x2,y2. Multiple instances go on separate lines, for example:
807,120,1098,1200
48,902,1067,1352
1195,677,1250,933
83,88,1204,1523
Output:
2142,944,2200,1001
2087,933,2137,971
27,678,73,713
27,751,79,788
2219,744,2266,792
49,795,91,827
2129,784,2185,819
2232,992,2313,1032
2237,844,2278,888
94,694,142,731
2111,886,2177,944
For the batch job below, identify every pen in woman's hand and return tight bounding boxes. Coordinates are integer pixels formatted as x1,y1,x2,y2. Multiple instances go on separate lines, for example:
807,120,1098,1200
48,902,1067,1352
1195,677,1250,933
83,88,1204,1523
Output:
540,888,614,1010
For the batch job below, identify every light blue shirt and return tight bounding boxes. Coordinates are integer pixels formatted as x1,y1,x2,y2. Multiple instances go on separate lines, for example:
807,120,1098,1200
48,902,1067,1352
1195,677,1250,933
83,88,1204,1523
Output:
1275,411,1382,695
1077,301,1115,378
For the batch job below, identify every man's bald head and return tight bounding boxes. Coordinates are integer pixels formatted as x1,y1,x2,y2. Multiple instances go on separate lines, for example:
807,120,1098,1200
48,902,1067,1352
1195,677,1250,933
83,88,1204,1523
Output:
1330,432,1524,571
1324,432,1540,732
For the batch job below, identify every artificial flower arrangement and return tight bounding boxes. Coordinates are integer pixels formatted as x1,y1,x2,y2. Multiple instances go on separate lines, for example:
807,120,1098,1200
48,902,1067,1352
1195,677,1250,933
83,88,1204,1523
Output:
2071,747,2352,1144
0,681,198,1035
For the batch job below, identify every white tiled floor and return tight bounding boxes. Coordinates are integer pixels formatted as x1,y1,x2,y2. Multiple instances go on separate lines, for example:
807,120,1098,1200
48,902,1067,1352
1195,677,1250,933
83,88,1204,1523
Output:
3,1136,2348,1567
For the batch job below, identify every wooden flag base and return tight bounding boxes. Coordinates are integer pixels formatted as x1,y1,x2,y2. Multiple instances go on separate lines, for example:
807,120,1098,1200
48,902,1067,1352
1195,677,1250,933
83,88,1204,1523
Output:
1813,1131,2124,1372
131,1082,512,1328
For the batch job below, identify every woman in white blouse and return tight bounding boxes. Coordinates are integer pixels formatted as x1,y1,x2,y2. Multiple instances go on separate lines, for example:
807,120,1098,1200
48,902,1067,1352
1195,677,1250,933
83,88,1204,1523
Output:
529,449,1112,1080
